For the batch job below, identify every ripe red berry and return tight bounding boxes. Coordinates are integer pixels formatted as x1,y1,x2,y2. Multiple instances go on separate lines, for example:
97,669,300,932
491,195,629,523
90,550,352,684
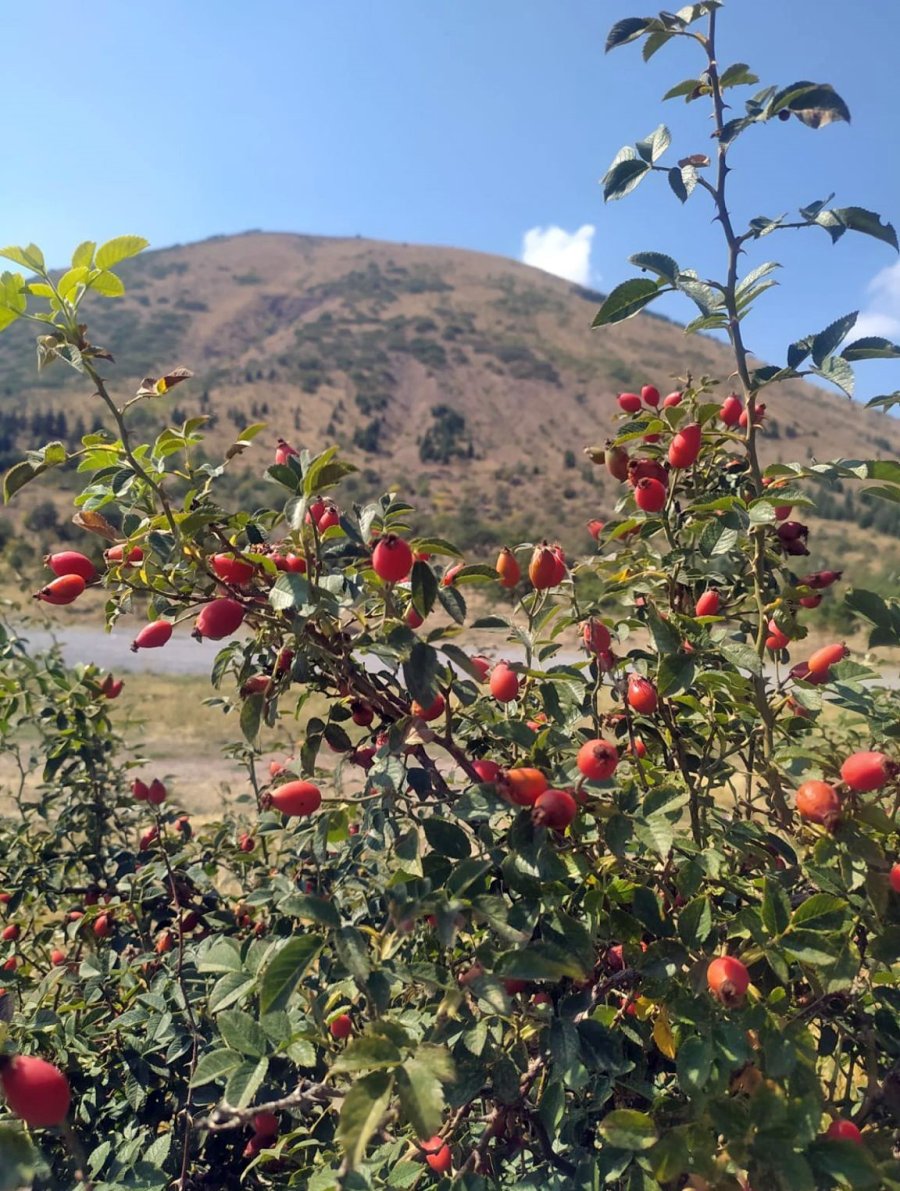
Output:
99,674,123,699
799,593,822,609
777,521,807,543
372,534,413,583
663,390,683,408
147,778,167,806
796,780,841,828
840,751,892,793
472,759,502,784
469,655,491,683
532,788,578,830
442,563,464,587
825,1118,862,1144
577,739,619,781
93,913,113,939
270,781,322,817
627,675,658,715
719,394,743,426
634,477,666,513
105,544,144,566
34,574,85,605
706,956,749,1005
490,663,520,702
803,570,843,590
617,392,642,413
502,767,548,807
0,1055,71,1127
422,1136,453,1174
44,551,96,583
50,948,67,967
194,597,245,641
253,1111,279,1138
739,402,766,428
238,832,256,853
549,544,567,585
630,738,647,759
274,438,298,466
587,519,605,539
131,619,173,652
405,603,424,629
641,384,660,407
628,458,668,489
668,423,702,469
411,693,445,721
329,1013,353,1040
605,445,630,482
317,504,340,532
890,864,900,894
807,643,849,676
496,546,521,589
529,543,560,589
212,553,255,585
351,702,374,727
1,924,20,942
583,618,612,654
132,779,149,801
765,620,790,652
695,590,720,617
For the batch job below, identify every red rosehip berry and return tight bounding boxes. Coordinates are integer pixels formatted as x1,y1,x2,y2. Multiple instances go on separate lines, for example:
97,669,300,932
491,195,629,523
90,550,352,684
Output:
706,956,749,1006
270,780,322,817
372,534,413,582
131,619,173,652
576,739,619,782
634,477,666,513
0,1054,71,1127
796,780,841,829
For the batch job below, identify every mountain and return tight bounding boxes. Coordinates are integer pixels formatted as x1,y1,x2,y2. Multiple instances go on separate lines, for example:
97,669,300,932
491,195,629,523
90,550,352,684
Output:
2,230,899,551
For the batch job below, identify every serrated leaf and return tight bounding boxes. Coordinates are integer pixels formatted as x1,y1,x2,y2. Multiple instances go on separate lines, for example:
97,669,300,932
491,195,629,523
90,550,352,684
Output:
402,641,439,706
95,234,149,270
841,336,900,361
224,1057,268,1109
816,206,898,251
397,1056,446,1139
676,1036,712,1094
811,355,855,398
0,243,44,271
592,278,664,327
87,269,125,297
217,1009,269,1057
71,240,95,269
606,17,652,51
790,894,847,932
812,312,858,366
761,876,791,936
331,1035,403,1073
190,1048,243,1086
663,76,703,102
635,124,671,164
630,251,680,283
720,62,759,89
336,1070,394,1169
678,896,712,947
240,692,264,744
258,935,324,1014
598,1109,658,1150
602,155,651,202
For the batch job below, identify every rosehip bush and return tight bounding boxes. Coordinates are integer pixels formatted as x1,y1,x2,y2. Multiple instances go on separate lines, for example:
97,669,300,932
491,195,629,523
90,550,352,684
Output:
2,6,900,1190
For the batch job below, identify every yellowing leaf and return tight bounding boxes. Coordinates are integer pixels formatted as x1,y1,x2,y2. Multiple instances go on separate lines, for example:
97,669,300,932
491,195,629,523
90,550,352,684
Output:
652,1007,676,1058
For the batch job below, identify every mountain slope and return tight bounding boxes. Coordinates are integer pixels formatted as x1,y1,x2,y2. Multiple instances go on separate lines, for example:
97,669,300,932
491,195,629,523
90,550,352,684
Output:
2,231,898,549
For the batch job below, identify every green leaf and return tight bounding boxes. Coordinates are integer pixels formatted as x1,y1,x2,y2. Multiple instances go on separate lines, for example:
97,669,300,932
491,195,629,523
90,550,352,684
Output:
770,81,851,127
678,896,713,948
410,559,438,618
279,893,341,928
198,938,245,973
602,155,651,202
812,312,858,366
598,1109,658,1151
657,651,695,697
816,206,898,251
86,269,125,297
841,336,900,361
190,1047,243,1086
224,1057,269,1109
811,354,855,398
71,240,96,269
240,692,264,745
720,62,759,89
495,942,587,982
0,1125,37,1191
676,274,724,316
269,572,310,611
422,817,470,858
258,935,324,1014
437,582,466,624
808,1140,881,1189
217,1009,269,1057
635,124,671,164
592,278,665,327
335,926,371,982
2,460,38,503
761,876,791,936
95,234,149,270
790,894,847,932
663,76,702,102
56,266,89,300
402,641,439,706
336,1070,394,1169
866,390,900,410
676,1035,713,1094
331,1035,403,1073
630,251,679,284
606,17,652,51
397,1056,446,1139
0,243,44,271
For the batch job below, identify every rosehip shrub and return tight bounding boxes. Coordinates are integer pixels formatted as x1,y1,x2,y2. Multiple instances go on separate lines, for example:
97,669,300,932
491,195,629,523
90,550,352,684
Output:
1,8,900,1190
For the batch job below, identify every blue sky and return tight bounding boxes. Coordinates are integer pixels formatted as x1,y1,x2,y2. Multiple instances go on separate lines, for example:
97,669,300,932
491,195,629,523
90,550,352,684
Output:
4,0,900,399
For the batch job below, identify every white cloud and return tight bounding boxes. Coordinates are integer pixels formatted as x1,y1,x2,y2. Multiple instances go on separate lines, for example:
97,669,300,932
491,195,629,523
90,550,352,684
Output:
853,260,900,341
521,224,595,286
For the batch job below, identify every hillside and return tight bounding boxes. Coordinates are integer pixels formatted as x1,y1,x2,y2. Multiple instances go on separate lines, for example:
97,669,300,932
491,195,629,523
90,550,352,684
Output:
2,230,899,551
